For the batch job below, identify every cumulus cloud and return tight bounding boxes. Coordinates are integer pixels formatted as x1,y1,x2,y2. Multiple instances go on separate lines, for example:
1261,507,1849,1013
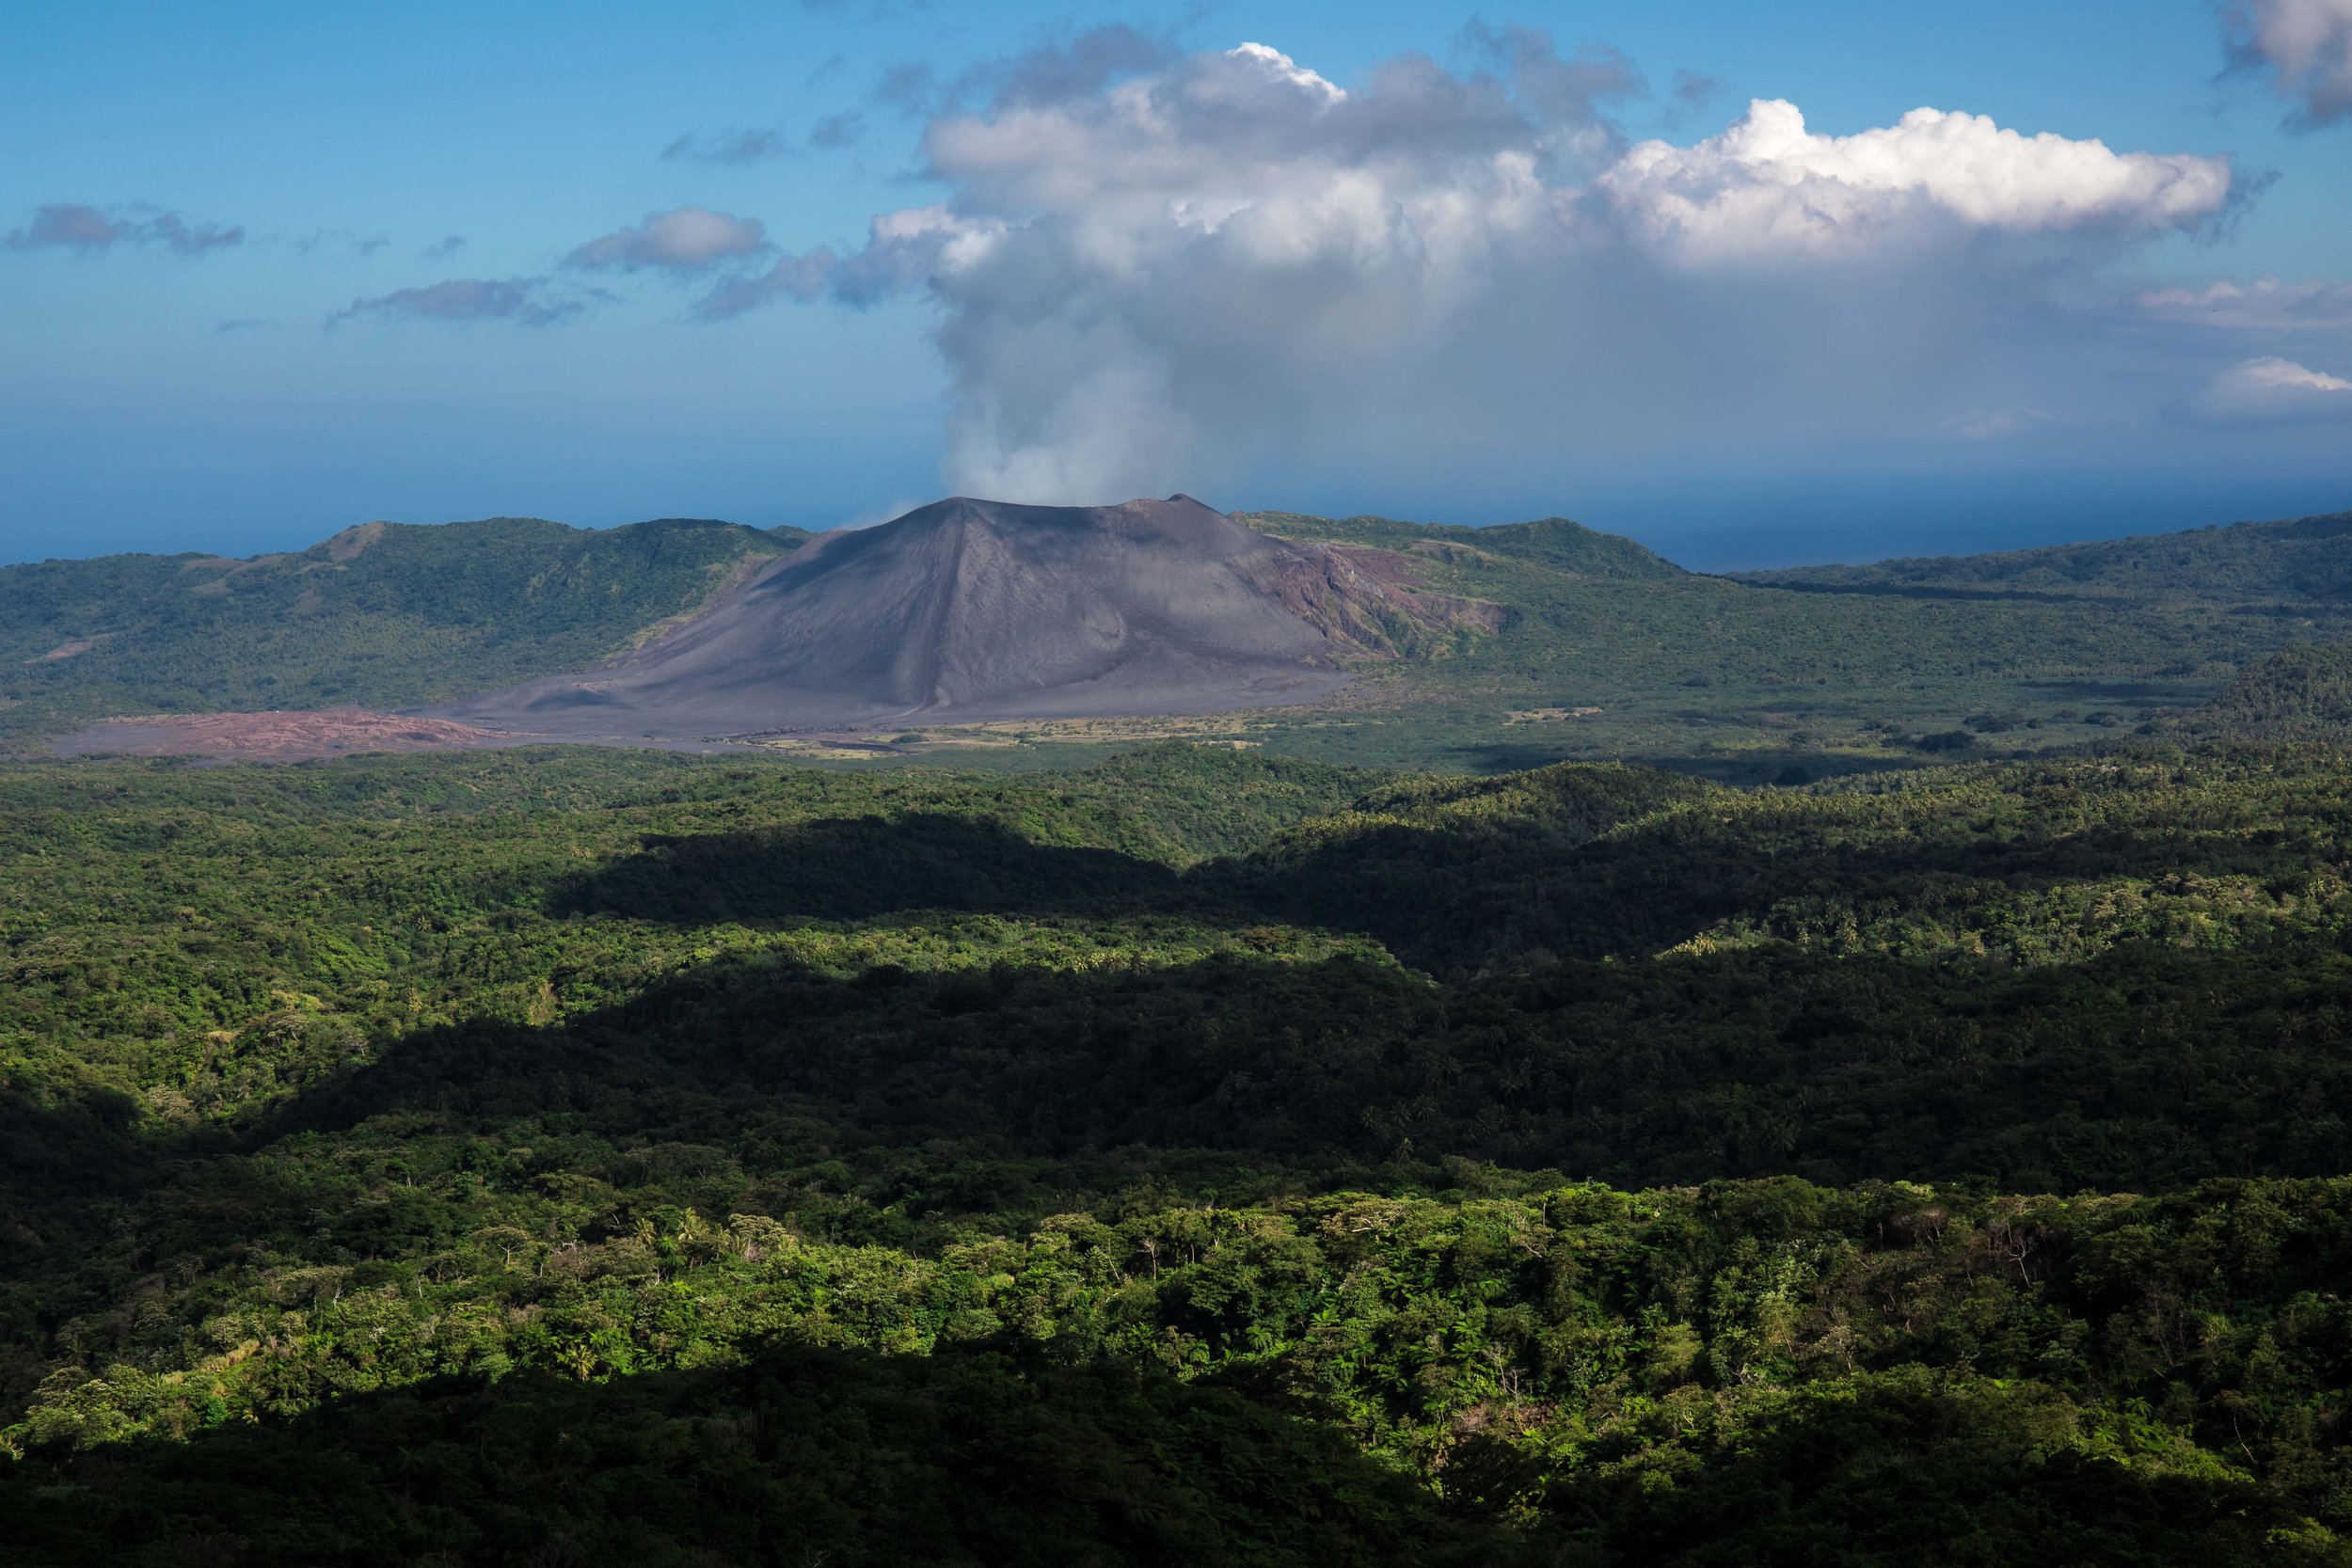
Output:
2227,0,2352,128
421,234,467,261
566,207,771,271
330,277,584,327
2173,355,2352,425
1598,101,2233,264
715,33,2245,499
5,202,244,256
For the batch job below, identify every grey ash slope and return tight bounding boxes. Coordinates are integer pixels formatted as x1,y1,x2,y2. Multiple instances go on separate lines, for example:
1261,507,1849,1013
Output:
441,496,1386,736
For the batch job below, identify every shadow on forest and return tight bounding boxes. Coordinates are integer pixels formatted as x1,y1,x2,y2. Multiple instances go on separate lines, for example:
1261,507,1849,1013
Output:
20,784,2352,1328
549,813,1184,925
546,775,2299,976
0,1083,146,1204
257,943,1431,1170
2,1339,2320,1568
1205,784,2332,975
1495,747,1927,787
241,911,2352,1205
2,1339,1511,1568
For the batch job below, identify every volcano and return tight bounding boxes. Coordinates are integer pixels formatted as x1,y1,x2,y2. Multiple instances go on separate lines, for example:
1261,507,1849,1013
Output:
439,495,1492,737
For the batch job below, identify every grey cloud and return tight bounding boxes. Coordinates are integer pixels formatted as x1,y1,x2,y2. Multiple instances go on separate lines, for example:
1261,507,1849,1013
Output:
984,23,1176,108
2226,0,2352,128
1670,70,1722,113
810,110,865,150
566,207,771,272
661,126,789,165
875,61,937,115
421,234,467,261
6,202,244,256
660,111,866,164
874,24,1176,119
695,250,839,319
295,228,389,256
330,277,584,327
1461,22,1645,125
2129,275,2352,331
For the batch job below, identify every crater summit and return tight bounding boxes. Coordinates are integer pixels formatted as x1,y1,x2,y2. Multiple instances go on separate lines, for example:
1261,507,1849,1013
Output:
440,495,1490,737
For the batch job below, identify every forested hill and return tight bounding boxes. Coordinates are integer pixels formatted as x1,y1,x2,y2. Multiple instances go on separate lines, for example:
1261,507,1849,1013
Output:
2179,642,2352,741
1217,503,2352,777
1741,508,2352,601
1240,508,1687,578
0,515,805,735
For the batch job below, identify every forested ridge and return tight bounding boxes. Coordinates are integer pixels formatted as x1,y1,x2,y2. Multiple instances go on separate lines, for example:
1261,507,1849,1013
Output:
1744,511,2352,601
1232,506,2352,775
10,740,2352,1561
0,516,802,737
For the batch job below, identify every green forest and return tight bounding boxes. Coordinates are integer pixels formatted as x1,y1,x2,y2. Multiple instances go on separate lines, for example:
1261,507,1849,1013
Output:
11,736,2352,1563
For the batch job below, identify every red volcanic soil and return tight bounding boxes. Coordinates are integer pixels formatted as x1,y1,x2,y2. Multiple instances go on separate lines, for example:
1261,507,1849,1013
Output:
51,708,521,761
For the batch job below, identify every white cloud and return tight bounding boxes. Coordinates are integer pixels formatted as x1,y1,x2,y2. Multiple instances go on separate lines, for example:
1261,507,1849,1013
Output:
2173,356,2352,425
1600,101,2233,265
567,207,771,271
1224,41,1346,104
2228,0,2352,128
714,33,2248,500
2129,276,2352,330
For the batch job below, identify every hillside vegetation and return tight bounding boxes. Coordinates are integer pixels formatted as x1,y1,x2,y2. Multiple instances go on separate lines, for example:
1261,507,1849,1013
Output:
1239,507,2352,776
1742,510,2352,602
0,516,804,737
1238,509,1688,579
2179,642,2352,742
11,740,2352,1561
13,504,2352,779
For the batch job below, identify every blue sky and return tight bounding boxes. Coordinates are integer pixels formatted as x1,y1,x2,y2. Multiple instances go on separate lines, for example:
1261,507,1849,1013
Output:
3,1,2349,569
